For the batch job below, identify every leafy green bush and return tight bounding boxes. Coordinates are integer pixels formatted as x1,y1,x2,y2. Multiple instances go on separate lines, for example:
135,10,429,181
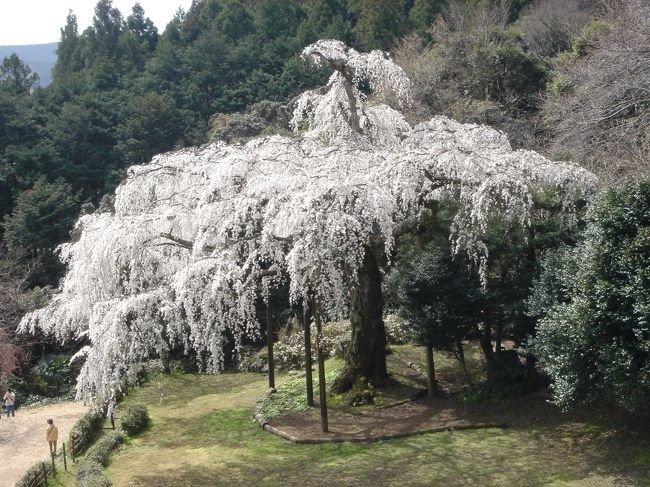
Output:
209,100,290,143
531,179,650,413
77,462,109,485
77,475,110,487
383,314,413,345
74,431,124,487
69,408,105,454
15,462,45,487
85,431,125,466
120,404,150,436
240,316,410,372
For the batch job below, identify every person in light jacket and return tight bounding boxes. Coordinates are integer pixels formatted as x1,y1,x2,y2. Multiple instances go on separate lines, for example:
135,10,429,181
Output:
3,389,15,417
46,418,59,455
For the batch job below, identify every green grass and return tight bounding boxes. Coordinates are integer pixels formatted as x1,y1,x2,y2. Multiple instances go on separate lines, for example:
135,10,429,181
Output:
48,348,650,487
260,358,343,419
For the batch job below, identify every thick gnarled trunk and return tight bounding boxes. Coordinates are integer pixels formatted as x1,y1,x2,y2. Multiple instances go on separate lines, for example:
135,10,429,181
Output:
333,247,388,393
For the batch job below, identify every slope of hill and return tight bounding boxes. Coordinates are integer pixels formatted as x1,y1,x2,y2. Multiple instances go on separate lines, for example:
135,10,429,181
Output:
0,42,57,86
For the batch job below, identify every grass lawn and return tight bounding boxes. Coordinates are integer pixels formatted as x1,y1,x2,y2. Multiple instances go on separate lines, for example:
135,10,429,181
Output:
52,345,650,486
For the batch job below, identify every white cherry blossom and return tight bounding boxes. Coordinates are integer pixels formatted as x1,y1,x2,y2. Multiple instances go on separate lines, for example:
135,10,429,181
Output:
20,40,597,404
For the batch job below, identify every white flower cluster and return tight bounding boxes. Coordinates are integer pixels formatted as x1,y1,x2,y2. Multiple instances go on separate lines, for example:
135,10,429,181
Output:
20,40,597,404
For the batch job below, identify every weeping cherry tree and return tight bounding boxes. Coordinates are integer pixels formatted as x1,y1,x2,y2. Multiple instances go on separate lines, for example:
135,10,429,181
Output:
20,40,597,404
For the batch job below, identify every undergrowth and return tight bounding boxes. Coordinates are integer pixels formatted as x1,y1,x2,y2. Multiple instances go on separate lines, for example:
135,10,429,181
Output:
259,359,342,419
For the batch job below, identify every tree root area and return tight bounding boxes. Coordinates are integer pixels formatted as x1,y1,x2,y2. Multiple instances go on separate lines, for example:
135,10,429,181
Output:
268,394,512,442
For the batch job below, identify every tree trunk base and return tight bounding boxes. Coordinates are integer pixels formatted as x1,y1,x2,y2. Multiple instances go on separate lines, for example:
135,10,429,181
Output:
331,246,388,395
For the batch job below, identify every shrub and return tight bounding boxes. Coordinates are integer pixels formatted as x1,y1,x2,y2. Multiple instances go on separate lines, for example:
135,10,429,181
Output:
209,100,290,143
238,320,351,372
85,431,125,466
69,408,105,455
238,345,269,372
120,403,150,436
74,431,124,487
531,179,650,413
239,316,414,372
75,460,104,483
15,462,45,487
77,475,110,487
383,314,413,344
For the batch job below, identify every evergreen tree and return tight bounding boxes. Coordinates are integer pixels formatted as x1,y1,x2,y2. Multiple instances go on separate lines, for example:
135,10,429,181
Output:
353,0,408,50
408,0,444,34
52,11,81,88
0,55,39,95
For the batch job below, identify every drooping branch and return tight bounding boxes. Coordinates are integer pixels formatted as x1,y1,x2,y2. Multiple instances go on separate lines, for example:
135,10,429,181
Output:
159,232,193,250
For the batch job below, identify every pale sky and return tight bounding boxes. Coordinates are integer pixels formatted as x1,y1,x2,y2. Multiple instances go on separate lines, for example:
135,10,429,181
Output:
0,0,193,45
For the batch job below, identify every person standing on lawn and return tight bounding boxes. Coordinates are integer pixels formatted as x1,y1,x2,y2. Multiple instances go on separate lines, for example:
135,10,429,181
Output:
46,418,59,455
3,389,15,417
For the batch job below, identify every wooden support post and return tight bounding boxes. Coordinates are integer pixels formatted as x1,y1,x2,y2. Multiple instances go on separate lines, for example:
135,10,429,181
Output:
110,413,115,430
42,462,48,487
62,442,67,471
267,288,275,390
314,298,328,433
426,343,436,396
303,300,314,407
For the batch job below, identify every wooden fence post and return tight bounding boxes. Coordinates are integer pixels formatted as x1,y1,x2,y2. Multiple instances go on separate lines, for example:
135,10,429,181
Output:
110,413,115,430
42,462,48,487
62,442,68,471
267,288,275,390
71,435,76,463
303,300,314,407
314,298,328,433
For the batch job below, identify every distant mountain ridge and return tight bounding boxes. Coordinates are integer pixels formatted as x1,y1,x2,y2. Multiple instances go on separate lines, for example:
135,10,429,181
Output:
0,42,58,86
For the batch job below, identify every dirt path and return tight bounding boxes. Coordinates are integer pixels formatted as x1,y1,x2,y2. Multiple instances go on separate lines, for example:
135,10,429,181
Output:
0,401,87,487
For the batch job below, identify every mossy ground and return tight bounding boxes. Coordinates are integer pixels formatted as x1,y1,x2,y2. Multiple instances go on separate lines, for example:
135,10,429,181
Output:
50,345,650,486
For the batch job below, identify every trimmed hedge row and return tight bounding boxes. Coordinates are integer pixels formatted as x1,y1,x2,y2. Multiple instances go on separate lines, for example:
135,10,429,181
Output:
69,408,105,455
75,460,109,487
84,431,125,466
15,462,46,487
75,431,125,487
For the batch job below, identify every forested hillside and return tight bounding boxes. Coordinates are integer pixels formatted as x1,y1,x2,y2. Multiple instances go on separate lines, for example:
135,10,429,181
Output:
1,0,649,412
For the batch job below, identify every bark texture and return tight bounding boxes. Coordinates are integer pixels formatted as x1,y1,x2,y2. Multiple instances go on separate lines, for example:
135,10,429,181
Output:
333,247,388,393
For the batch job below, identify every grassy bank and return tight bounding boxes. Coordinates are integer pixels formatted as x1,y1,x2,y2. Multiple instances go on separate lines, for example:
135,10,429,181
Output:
82,347,650,486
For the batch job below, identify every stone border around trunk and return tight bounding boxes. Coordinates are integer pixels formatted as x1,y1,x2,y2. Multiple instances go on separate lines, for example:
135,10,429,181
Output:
254,358,506,444
254,394,507,444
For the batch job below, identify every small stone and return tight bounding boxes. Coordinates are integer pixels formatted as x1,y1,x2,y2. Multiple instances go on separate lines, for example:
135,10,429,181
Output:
268,387,277,394
288,370,298,376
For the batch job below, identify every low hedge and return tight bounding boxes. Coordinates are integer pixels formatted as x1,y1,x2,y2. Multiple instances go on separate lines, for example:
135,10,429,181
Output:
84,431,125,466
75,431,125,487
15,462,45,487
69,408,105,455
120,403,150,436
75,460,108,487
